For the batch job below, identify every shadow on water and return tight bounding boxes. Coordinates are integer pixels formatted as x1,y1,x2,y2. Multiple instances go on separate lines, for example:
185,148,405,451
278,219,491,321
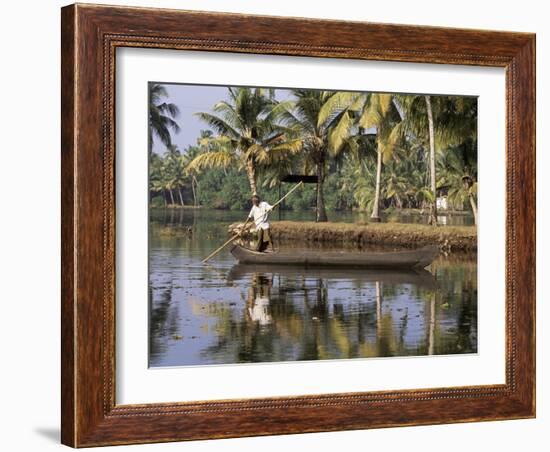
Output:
148,209,477,367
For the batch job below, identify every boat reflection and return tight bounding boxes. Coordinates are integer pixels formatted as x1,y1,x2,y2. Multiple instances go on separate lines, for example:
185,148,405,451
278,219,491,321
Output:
228,264,438,289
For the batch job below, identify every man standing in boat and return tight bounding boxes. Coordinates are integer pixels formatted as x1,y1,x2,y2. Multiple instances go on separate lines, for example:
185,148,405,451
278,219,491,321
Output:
248,195,274,252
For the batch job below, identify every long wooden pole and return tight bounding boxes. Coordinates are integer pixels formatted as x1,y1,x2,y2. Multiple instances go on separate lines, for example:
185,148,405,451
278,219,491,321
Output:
267,180,303,211
201,220,250,264
201,181,303,263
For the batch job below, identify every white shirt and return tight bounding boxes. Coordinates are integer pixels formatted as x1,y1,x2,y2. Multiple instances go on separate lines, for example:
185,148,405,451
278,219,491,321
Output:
249,201,272,230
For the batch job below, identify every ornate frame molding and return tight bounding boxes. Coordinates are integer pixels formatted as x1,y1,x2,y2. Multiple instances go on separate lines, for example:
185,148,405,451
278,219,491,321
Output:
61,4,535,447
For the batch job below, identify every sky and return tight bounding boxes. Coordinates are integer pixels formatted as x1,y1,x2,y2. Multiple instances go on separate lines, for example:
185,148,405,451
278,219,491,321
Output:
151,83,292,155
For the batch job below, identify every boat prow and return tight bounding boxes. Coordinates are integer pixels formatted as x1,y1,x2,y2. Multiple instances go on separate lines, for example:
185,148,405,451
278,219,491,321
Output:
230,244,439,270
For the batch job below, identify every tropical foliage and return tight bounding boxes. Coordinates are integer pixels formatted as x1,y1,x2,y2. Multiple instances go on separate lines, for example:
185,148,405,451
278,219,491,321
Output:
148,84,478,225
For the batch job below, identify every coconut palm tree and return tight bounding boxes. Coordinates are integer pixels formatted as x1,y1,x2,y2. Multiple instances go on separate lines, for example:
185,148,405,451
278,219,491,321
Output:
392,94,438,222
279,90,330,221
154,145,188,206
279,89,366,222
356,94,403,221
425,95,438,224
148,84,181,154
190,87,300,196
181,145,202,207
317,91,406,219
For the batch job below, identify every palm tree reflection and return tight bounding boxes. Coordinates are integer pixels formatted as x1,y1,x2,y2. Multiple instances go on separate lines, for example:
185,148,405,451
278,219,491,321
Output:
428,293,436,355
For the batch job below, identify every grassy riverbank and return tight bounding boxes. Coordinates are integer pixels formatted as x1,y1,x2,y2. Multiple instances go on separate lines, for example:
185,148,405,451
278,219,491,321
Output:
270,221,477,252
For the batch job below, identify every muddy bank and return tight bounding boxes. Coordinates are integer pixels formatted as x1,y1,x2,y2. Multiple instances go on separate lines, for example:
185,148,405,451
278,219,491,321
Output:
268,221,477,253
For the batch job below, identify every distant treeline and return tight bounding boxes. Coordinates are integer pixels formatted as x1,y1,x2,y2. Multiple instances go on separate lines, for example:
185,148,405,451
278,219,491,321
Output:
150,161,356,212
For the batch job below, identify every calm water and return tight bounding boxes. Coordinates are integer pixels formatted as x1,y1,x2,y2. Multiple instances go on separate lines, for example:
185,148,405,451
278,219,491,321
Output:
149,209,477,367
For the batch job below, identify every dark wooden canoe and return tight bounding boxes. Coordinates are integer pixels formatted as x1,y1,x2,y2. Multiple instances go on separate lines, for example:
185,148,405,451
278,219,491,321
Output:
230,244,439,269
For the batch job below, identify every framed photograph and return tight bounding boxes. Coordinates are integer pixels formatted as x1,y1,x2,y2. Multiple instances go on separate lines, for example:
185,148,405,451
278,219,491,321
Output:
61,3,536,447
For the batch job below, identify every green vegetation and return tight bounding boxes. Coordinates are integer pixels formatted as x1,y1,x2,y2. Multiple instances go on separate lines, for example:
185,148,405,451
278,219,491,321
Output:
148,86,478,225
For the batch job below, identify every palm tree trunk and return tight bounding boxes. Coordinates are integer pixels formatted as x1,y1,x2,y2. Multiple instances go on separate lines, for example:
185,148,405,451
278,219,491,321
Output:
246,159,258,195
425,95,438,226
178,188,185,206
169,189,175,206
469,194,478,225
191,176,197,207
316,157,328,222
370,146,382,222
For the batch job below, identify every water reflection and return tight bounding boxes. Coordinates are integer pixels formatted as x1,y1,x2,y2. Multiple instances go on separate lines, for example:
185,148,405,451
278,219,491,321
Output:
148,209,477,367
246,274,273,326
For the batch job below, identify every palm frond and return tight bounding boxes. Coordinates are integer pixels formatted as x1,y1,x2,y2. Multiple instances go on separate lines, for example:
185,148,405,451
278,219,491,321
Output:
186,150,236,173
318,91,362,128
328,110,354,154
195,112,240,138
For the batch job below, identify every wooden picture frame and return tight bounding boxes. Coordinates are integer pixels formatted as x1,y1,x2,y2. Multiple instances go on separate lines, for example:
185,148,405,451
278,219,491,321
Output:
61,3,535,447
